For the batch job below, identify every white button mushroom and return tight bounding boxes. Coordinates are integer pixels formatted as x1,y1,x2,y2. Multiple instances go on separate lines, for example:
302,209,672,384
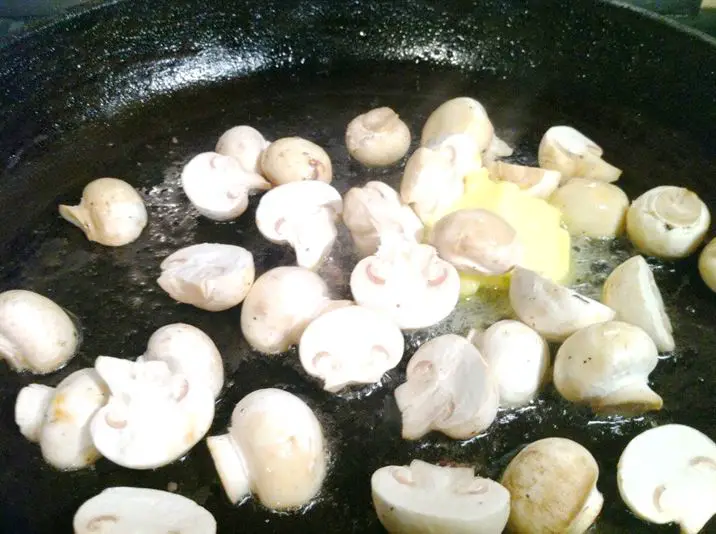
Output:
371,459,511,534
73,486,217,534
298,305,404,392
487,160,561,199
699,237,716,293
617,424,716,534
342,181,424,258
553,320,663,415
260,136,332,185
215,124,270,175
0,289,79,374
157,243,255,312
15,368,108,470
626,185,710,259
345,107,411,167
180,151,271,221
508,267,616,342
394,334,499,440
500,437,603,534
255,181,343,270
206,388,327,510
602,255,675,352
350,237,460,330
90,356,215,470
59,177,148,246
538,126,622,183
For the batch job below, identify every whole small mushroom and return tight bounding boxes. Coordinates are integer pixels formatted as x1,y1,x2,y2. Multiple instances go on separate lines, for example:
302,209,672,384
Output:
488,161,561,199
345,107,411,166
260,136,332,185
699,237,716,293
215,125,270,175
59,177,148,246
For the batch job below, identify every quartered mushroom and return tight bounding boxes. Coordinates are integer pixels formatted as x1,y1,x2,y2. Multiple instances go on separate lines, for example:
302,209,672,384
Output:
699,237,716,293
553,321,663,415
181,151,271,221
206,388,327,510
618,424,716,534
371,460,510,534
73,486,217,534
215,124,271,175
255,181,343,270
508,267,616,342
345,107,411,167
0,289,79,374
538,126,622,183
90,356,215,470
260,136,333,185
342,181,424,258
59,177,148,246
299,305,404,392
501,437,603,534
488,160,561,199
157,243,255,312
602,255,675,352
394,334,499,440
626,185,710,259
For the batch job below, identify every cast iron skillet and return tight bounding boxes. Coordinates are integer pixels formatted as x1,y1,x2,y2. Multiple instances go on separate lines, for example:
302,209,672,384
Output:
1,1,716,532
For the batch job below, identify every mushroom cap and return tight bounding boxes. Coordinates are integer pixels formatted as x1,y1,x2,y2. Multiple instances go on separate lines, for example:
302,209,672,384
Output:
215,125,270,175
73,486,217,534
699,237,716,293
157,243,255,312
345,107,412,167
421,97,495,153
371,460,510,534
488,160,561,199
260,136,333,185
0,289,79,374
299,305,404,392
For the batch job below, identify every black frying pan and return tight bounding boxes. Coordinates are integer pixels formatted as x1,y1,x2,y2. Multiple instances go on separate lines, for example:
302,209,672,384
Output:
1,1,716,532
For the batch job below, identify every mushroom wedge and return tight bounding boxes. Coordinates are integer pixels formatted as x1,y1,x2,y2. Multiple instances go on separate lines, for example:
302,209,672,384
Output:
215,125,271,175
371,460,510,534
260,136,333,185
345,107,412,167
488,160,561,199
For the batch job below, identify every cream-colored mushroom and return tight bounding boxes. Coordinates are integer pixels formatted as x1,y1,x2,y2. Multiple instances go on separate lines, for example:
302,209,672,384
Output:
215,125,270,175
395,334,498,440
553,321,662,415
699,237,716,293
371,460,510,534
626,185,710,259
0,289,79,374
157,243,255,312
538,126,622,183
508,267,615,342
345,107,411,167
618,424,716,534
501,437,603,534
255,181,343,270
59,177,148,246
206,388,327,510
488,160,561,199
260,136,332,185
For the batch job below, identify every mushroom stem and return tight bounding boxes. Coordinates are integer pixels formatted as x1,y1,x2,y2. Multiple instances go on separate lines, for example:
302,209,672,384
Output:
58,204,87,233
206,434,251,505
591,382,663,416
569,487,605,534
580,150,622,183
15,384,54,442
659,466,716,534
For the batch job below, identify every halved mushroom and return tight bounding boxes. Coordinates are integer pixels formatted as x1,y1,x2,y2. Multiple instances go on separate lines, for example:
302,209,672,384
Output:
538,126,622,183
255,181,343,270
59,177,148,246
395,334,499,440
0,289,79,374
181,151,271,221
73,486,217,534
699,237,716,293
617,424,716,534
501,437,603,534
299,305,404,392
260,136,332,185
488,160,561,199
90,356,215,469
157,243,255,312
342,181,424,258
626,185,710,259
553,321,662,415
602,255,675,352
508,267,615,342
371,460,510,534
206,388,327,510
215,125,270,175
345,107,411,167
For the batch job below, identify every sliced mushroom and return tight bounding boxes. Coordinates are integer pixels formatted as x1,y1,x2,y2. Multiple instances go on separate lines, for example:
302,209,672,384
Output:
260,136,332,185
206,388,327,510
508,267,615,342
501,437,603,534
73,486,217,534
626,185,710,259
345,107,411,167
215,125,271,175
0,289,79,374
395,334,499,440
371,460,510,534
602,255,675,352
617,424,716,534
699,237,716,293
157,243,255,312
59,177,148,246
488,160,561,199
255,181,343,270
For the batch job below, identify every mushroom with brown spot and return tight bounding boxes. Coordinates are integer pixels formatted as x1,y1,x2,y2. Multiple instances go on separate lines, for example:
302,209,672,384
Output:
260,136,332,185
345,107,411,167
